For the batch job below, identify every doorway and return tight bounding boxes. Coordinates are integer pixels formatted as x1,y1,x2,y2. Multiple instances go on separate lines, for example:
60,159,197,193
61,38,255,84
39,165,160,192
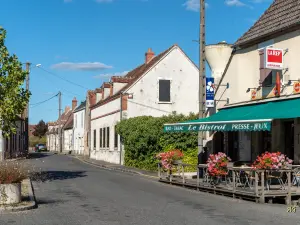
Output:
284,121,294,160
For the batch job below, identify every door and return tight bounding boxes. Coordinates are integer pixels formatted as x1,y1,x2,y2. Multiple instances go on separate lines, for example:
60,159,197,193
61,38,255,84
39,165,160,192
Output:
284,121,294,160
228,132,239,161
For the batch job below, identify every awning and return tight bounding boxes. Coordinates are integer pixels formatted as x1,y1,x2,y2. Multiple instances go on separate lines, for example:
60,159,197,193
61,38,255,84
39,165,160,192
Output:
164,97,300,132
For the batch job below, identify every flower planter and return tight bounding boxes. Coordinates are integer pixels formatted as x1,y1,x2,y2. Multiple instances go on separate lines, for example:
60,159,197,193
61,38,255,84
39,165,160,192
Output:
0,183,21,205
173,160,182,165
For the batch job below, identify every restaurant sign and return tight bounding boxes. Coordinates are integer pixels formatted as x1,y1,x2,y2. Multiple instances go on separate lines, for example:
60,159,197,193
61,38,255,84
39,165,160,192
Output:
164,121,271,132
264,47,284,70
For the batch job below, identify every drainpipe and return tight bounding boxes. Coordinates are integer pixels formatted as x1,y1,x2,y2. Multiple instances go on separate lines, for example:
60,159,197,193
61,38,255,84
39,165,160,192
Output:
119,92,123,165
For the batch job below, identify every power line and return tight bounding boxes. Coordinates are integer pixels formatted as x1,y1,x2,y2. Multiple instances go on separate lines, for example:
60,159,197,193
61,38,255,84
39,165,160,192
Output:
31,69,81,97
37,67,89,90
30,93,59,108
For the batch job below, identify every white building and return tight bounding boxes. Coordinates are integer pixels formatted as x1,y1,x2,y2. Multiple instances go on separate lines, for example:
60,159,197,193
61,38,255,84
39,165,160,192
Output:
73,101,86,155
165,0,300,164
89,44,199,164
47,98,77,152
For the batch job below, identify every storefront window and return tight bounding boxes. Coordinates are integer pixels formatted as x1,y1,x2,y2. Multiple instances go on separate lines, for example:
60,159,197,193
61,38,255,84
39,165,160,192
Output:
261,131,271,154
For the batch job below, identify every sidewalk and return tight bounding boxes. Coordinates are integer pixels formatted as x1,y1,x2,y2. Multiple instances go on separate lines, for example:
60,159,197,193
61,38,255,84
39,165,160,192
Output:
71,154,158,178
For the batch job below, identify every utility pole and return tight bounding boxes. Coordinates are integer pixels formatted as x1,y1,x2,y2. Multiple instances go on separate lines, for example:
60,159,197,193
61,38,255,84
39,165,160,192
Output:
58,91,62,153
25,62,31,155
198,0,206,170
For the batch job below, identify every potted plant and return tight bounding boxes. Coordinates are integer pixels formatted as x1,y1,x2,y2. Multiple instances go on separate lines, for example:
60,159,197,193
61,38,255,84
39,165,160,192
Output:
0,161,29,205
156,149,184,172
206,152,231,185
251,152,293,170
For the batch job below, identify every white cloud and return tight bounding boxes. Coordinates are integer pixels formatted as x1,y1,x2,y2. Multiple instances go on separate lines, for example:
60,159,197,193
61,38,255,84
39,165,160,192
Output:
183,0,209,12
93,71,129,79
51,62,113,71
225,0,246,7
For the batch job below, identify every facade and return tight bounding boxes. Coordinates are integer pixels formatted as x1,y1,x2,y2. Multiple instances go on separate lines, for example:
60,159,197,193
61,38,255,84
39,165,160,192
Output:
83,91,96,157
89,45,199,164
73,101,86,155
169,0,300,165
47,98,77,152
1,117,27,160
63,113,73,153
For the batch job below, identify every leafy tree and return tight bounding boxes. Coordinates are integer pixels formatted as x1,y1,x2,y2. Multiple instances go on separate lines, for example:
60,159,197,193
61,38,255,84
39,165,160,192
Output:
0,27,30,136
33,120,48,138
116,112,198,171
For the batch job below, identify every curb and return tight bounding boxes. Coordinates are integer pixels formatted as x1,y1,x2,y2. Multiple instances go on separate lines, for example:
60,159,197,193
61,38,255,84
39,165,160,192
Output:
0,179,37,212
72,156,158,179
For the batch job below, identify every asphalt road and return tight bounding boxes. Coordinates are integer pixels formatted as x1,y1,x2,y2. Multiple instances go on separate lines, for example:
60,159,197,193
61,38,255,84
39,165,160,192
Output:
0,153,300,225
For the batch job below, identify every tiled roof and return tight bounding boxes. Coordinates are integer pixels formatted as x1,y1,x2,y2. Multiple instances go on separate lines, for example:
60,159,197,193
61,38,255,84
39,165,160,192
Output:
91,44,177,109
63,112,73,130
74,101,86,113
234,0,300,47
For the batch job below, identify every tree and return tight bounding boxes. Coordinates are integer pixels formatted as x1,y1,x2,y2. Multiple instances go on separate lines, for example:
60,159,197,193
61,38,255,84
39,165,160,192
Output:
33,120,48,138
0,27,30,137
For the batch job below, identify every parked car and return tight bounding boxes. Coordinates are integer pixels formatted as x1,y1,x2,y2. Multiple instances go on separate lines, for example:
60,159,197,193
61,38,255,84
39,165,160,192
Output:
35,144,47,152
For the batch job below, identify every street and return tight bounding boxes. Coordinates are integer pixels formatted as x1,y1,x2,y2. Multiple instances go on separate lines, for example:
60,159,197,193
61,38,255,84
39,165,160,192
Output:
0,153,299,225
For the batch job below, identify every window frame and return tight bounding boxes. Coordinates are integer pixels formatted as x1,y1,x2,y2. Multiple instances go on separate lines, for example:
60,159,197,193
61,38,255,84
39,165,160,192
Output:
103,128,106,148
107,127,110,148
93,129,96,149
157,78,172,104
100,128,103,148
114,125,118,149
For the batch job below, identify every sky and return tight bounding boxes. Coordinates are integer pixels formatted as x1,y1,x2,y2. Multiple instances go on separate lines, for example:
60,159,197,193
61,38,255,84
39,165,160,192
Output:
0,0,272,124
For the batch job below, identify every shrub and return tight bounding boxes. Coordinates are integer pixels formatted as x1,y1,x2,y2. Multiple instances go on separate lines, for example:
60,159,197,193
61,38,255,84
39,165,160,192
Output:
0,161,29,184
116,112,198,171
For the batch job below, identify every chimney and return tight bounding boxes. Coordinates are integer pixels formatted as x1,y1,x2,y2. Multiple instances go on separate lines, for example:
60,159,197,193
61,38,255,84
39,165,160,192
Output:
88,91,96,106
65,106,70,113
145,48,155,64
72,97,78,110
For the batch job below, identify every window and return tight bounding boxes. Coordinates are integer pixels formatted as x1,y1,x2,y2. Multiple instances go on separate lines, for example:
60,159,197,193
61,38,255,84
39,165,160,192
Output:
114,126,118,148
100,128,103,148
107,127,110,148
93,129,96,149
158,79,171,102
103,128,106,148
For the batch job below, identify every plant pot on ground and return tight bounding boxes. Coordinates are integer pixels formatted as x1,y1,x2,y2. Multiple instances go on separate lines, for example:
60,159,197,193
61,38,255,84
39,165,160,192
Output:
0,161,29,205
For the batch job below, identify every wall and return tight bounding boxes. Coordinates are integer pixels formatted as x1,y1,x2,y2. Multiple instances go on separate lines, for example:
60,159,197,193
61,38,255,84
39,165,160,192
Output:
63,129,73,152
126,47,199,118
214,30,300,161
215,30,300,107
113,83,127,95
90,97,121,164
73,109,85,154
90,46,199,165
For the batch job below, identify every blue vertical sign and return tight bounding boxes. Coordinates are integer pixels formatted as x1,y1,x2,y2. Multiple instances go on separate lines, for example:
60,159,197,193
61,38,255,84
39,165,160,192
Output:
206,77,215,108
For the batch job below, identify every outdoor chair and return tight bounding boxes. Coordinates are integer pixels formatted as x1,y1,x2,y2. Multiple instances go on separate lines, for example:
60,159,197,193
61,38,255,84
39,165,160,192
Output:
292,167,300,187
266,171,286,190
243,169,255,189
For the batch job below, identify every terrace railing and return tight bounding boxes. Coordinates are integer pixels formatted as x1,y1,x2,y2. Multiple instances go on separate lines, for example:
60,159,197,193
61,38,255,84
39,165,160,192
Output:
158,162,295,204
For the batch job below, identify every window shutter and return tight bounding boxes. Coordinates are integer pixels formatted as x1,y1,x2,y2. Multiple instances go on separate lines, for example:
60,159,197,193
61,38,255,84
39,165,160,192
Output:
159,80,171,102
259,50,272,85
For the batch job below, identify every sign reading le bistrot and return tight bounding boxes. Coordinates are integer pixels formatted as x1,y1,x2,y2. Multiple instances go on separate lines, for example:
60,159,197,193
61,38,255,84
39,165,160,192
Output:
164,122,271,132
264,47,283,70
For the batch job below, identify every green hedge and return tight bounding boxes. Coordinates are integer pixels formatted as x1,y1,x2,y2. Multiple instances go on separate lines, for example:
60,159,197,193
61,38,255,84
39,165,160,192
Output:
116,112,198,171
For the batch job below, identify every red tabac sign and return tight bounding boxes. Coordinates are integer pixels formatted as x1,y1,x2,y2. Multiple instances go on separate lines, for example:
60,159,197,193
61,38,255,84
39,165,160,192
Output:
264,47,283,70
